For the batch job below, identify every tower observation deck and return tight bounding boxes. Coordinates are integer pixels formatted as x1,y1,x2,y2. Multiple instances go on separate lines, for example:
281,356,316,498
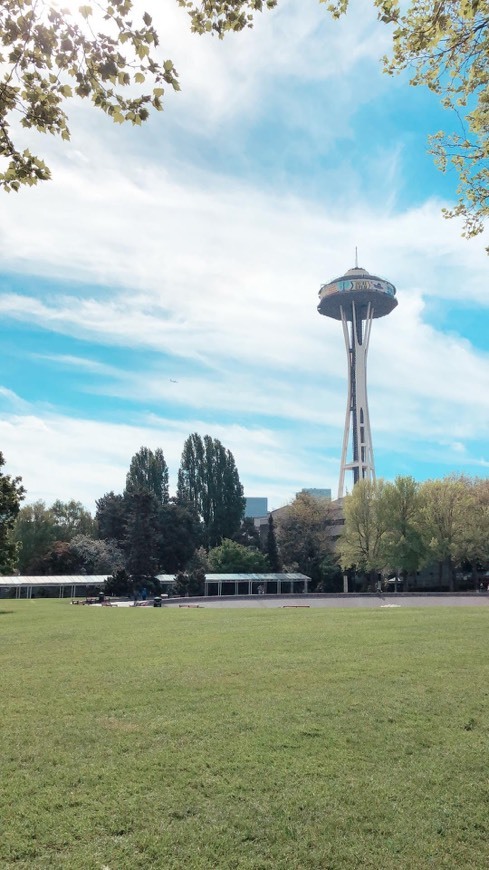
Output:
317,264,397,498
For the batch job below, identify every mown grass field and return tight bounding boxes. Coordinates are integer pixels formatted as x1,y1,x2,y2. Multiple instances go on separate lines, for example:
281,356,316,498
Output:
2,601,489,869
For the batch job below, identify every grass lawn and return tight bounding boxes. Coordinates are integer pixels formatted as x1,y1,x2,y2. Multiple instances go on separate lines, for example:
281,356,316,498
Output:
2,601,489,869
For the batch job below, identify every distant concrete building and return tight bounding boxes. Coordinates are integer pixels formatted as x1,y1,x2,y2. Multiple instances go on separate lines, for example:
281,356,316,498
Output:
298,488,332,501
245,497,268,519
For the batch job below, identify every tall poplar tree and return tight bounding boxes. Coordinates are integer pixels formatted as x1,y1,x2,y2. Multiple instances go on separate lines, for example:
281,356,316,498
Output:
125,446,169,504
177,433,245,547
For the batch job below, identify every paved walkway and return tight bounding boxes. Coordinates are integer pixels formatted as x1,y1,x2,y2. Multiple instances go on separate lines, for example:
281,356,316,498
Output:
163,594,489,609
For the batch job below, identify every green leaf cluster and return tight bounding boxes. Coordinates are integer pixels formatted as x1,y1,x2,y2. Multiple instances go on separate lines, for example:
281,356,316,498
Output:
0,0,180,189
275,490,337,585
0,451,25,574
177,0,277,37
338,474,489,590
326,0,489,247
208,537,269,572
181,0,488,246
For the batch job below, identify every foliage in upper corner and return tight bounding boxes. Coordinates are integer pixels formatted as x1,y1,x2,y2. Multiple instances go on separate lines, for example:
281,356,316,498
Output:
192,0,488,246
0,0,180,191
326,0,489,246
177,0,277,37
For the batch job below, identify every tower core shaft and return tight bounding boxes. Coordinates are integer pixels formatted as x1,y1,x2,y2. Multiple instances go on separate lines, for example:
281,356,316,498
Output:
317,266,397,498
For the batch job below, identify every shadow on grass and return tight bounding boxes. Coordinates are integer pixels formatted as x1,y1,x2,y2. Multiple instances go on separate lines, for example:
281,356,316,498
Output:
0,609,15,615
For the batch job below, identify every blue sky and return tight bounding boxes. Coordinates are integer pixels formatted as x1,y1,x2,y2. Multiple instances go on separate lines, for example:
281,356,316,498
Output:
0,0,488,511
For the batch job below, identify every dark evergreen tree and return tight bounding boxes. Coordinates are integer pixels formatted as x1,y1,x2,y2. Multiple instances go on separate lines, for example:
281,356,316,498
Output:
105,569,132,598
177,433,245,548
124,491,160,583
314,554,343,593
232,517,261,550
172,547,208,597
266,514,281,572
95,492,127,546
158,499,202,573
125,446,169,504
173,568,206,597
0,452,25,574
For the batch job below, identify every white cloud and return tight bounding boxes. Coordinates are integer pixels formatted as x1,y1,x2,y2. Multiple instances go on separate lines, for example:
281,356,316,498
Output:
147,0,392,126
0,407,334,511
0,0,487,511
0,146,487,506
32,354,120,377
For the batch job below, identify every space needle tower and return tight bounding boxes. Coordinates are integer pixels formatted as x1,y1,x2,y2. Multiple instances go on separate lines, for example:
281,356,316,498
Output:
317,259,397,498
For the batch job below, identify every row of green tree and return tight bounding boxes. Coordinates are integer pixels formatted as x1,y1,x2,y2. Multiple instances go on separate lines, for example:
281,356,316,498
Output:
2,433,339,594
9,435,247,584
3,440,487,594
338,475,489,591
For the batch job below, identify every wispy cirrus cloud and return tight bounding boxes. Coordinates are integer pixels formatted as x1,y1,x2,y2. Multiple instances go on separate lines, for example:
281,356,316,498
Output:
0,0,487,511
0,403,336,509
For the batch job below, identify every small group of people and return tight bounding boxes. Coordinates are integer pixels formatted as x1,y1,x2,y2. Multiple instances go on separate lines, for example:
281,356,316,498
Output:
132,587,148,605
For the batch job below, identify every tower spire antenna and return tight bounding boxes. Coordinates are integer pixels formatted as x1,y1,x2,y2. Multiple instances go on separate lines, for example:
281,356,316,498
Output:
355,246,358,268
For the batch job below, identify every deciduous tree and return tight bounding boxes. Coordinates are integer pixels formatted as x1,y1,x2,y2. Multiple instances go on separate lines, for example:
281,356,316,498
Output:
208,538,269,573
337,479,388,585
27,539,79,575
0,451,25,573
3,0,488,245
69,534,125,574
50,498,96,539
419,474,471,591
458,478,489,584
14,499,58,572
172,546,208,596
275,491,335,587
27,533,124,575
157,498,202,573
232,516,261,550
381,475,426,591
